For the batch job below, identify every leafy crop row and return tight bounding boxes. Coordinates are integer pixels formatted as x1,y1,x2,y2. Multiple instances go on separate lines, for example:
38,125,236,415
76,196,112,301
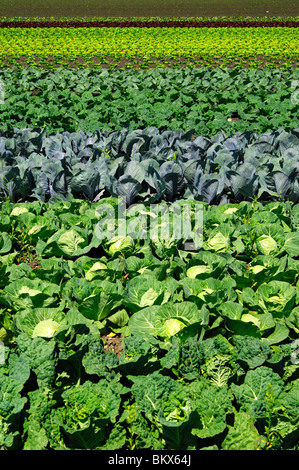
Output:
0,26,298,69
0,127,298,205
0,197,299,449
2,16,299,23
0,67,298,135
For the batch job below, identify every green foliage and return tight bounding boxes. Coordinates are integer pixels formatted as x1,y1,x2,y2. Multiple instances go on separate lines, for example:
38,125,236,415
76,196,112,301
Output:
1,124,299,205
1,192,299,450
222,412,261,450
0,68,298,135
0,25,297,69
0,8,298,450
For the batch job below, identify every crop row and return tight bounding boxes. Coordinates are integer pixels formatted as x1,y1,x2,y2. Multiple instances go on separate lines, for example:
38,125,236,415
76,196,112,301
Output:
2,16,299,23
0,126,298,205
0,26,298,69
0,196,299,450
0,67,298,135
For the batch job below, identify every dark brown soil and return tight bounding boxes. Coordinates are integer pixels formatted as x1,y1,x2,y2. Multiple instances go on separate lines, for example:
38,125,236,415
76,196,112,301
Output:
27,259,42,269
101,334,125,358
0,20,298,27
0,0,298,19
17,257,41,269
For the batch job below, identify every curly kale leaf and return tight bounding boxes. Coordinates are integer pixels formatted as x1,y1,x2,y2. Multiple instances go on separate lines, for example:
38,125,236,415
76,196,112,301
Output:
222,412,261,450
55,378,125,449
15,333,57,389
231,366,284,421
82,335,119,379
188,381,234,439
22,389,63,450
232,335,272,369
178,336,202,380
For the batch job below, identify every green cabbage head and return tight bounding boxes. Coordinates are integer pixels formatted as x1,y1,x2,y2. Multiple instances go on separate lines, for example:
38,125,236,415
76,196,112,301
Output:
105,236,134,256
32,319,61,338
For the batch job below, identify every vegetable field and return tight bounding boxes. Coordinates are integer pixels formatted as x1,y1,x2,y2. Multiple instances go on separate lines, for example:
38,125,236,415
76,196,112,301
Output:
0,0,299,453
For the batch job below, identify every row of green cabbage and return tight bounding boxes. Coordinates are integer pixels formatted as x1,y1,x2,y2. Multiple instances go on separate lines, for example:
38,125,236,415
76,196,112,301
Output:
1,197,299,450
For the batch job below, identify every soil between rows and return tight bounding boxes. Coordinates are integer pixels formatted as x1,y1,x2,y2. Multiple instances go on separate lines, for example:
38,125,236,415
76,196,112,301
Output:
0,0,298,19
2,54,297,70
0,20,298,27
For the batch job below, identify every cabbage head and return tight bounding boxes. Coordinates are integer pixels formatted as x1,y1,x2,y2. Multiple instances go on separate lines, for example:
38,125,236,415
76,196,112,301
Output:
255,234,278,255
32,319,61,338
104,236,134,256
207,232,230,252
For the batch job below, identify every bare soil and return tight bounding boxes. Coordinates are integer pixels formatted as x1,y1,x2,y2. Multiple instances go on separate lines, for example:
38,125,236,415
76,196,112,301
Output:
0,20,298,27
0,0,298,19
101,334,125,358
